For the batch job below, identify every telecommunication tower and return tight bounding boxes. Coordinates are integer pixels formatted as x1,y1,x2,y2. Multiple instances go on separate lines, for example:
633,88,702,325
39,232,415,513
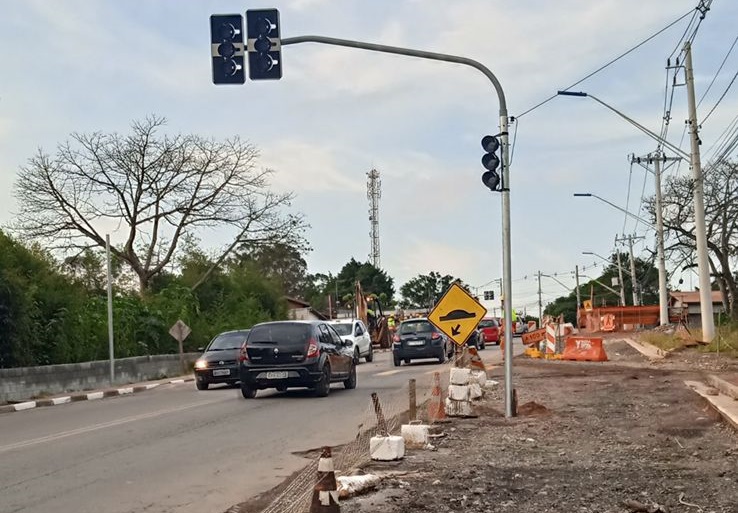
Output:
367,169,381,268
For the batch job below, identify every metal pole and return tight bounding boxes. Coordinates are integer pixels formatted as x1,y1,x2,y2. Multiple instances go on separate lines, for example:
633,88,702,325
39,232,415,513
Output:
408,379,417,422
106,234,115,384
281,33,515,418
684,41,715,341
653,155,669,325
572,265,582,329
616,251,626,306
537,271,543,323
627,236,639,306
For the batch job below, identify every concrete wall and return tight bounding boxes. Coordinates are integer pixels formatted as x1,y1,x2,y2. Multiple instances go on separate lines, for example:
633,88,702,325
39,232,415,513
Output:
0,353,199,403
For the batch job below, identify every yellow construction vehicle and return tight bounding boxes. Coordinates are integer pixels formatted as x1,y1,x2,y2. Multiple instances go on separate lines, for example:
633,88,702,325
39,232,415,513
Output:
354,281,392,349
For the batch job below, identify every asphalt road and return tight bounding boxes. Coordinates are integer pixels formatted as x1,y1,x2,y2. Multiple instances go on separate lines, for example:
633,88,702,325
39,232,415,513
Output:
0,344,519,513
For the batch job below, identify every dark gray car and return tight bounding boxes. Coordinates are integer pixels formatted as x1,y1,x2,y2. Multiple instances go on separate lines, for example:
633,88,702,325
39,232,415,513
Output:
392,318,452,366
194,329,250,390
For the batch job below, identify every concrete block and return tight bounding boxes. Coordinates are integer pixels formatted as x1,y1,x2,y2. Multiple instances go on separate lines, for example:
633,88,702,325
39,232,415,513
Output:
337,474,381,499
450,367,472,385
448,384,470,401
469,382,483,400
446,398,475,417
471,369,487,387
370,435,405,461
401,423,430,447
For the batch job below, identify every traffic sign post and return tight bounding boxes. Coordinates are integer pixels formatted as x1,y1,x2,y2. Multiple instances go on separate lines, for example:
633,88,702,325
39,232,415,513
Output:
428,283,487,347
169,320,192,374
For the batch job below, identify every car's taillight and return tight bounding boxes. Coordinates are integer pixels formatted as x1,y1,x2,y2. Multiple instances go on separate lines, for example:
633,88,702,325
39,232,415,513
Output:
238,343,249,362
393,334,400,343
306,338,319,358
431,332,441,340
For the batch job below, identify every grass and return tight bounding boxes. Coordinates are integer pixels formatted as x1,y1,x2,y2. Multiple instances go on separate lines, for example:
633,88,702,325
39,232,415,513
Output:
639,332,685,351
641,324,738,357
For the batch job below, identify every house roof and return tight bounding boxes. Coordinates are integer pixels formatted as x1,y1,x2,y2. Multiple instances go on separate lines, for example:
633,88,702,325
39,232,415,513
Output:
284,296,311,308
669,290,723,304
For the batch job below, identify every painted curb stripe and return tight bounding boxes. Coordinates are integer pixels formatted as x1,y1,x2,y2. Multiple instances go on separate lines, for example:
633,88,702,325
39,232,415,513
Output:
86,392,104,400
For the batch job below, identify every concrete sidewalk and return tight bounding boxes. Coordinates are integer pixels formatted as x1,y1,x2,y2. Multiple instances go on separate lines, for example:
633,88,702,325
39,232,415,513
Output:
0,374,195,415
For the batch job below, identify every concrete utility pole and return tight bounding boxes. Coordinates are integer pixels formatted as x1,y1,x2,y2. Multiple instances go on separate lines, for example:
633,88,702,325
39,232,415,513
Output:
537,271,543,323
106,234,115,384
616,251,627,306
684,41,715,341
575,265,581,328
616,235,644,306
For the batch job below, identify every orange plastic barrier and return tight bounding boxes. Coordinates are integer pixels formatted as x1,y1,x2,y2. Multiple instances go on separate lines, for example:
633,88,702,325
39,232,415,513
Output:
562,336,608,362
522,328,545,346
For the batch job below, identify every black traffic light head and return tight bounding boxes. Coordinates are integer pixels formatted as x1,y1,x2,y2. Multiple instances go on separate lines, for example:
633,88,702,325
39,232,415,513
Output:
246,9,282,80
481,134,502,192
210,14,245,84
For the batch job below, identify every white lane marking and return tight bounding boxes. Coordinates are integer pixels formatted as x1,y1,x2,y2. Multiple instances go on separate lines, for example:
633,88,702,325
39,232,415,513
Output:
14,401,36,411
86,392,104,400
117,388,134,395
0,399,222,454
374,370,402,377
51,397,71,405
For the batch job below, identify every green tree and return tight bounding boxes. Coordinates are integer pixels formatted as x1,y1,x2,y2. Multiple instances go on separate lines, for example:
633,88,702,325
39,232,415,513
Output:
335,258,395,308
399,272,461,309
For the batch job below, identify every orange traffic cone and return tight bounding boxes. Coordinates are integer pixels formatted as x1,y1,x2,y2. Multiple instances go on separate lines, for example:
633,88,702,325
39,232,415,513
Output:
468,346,486,372
310,446,340,513
427,372,446,423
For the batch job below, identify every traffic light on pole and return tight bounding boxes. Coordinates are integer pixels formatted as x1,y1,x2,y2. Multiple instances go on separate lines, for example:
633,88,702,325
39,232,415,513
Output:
483,290,495,300
210,14,245,84
246,9,282,80
481,135,502,192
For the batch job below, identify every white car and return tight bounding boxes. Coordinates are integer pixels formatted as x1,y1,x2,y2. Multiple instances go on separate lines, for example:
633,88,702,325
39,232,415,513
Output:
328,319,374,363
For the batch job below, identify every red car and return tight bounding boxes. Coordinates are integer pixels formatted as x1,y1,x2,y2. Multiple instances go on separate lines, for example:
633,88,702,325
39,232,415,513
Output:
477,317,500,348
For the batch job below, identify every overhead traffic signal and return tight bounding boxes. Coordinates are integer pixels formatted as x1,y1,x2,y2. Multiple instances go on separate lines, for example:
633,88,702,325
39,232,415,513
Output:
210,14,246,84
481,135,502,192
246,9,282,80
483,290,495,301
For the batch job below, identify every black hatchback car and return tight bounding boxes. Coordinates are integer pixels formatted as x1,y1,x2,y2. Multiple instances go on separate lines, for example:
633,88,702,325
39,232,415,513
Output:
194,329,250,390
238,321,356,399
392,318,453,366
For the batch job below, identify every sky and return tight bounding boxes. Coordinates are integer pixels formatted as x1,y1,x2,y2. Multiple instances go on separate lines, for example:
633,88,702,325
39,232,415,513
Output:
1,0,737,314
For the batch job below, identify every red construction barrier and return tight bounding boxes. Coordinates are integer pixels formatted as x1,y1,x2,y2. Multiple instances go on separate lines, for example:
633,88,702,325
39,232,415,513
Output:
562,336,608,362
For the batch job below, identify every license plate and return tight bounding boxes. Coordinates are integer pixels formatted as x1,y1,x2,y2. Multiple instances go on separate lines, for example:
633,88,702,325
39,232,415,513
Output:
212,369,231,377
266,371,288,379
407,340,425,346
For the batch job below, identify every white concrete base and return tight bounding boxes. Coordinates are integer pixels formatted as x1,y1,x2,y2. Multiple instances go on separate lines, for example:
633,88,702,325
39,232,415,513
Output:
370,435,405,461
448,384,470,401
337,474,381,499
471,369,488,387
450,367,472,385
401,423,430,447
485,379,500,388
446,398,474,417
469,382,483,400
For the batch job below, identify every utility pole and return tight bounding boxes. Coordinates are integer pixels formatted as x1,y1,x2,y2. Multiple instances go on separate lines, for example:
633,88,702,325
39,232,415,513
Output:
575,265,581,328
615,250,626,306
106,234,115,385
685,41,715,341
616,235,644,306
537,271,542,323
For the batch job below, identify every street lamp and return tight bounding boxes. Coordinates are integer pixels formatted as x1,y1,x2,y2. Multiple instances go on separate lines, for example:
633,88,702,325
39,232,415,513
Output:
582,250,627,306
573,193,655,230
561,89,711,335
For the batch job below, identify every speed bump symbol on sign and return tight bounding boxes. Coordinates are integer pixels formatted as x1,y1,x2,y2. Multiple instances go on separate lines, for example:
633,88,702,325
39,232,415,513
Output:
428,282,487,346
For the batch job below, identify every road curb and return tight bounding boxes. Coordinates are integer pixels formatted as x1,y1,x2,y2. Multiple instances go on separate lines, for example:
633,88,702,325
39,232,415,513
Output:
706,375,738,400
0,376,194,415
685,380,738,432
622,337,667,360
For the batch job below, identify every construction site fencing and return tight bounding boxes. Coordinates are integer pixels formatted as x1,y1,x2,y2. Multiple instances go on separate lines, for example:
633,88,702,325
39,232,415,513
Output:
255,355,478,513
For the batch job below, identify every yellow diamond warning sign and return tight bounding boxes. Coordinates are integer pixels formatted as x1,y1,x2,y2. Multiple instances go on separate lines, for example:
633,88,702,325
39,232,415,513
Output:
428,282,487,346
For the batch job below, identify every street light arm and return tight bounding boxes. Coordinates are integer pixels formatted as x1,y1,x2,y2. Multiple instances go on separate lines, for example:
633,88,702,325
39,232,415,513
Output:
581,275,621,297
574,193,656,230
586,95,689,159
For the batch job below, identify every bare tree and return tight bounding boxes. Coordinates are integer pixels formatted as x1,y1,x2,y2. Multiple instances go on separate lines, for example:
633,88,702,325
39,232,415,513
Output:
14,116,304,293
647,160,738,320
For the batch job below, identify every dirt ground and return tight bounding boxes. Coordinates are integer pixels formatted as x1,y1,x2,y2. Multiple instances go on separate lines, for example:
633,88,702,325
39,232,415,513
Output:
344,339,738,513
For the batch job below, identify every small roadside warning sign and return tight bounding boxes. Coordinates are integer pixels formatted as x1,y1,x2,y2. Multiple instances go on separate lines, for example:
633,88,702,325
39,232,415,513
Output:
428,282,487,346
169,319,191,342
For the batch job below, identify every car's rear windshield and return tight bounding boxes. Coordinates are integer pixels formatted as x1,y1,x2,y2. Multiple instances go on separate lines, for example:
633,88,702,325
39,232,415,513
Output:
331,323,352,336
478,319,497,328
400,320,433,334
208,331,249,350
248,323,312,345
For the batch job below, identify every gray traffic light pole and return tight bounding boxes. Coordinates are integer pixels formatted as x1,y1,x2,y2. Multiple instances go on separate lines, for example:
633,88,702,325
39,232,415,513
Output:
281,35,516,417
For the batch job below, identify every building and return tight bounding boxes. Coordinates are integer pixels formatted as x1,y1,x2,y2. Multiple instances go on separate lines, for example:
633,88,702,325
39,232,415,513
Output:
668,290,726,325
284,297,329,321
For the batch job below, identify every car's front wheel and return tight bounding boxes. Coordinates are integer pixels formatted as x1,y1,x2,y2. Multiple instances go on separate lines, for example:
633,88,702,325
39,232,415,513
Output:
196,381,209,391
353,348,360,365
240,384,257,399
314,365,331,397
344,364,357,389
393,354,401,367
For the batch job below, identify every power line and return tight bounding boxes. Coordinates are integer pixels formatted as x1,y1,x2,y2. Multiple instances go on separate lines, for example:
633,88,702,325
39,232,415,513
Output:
516,8,694,119
701,67,738,125
698,34,738,107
